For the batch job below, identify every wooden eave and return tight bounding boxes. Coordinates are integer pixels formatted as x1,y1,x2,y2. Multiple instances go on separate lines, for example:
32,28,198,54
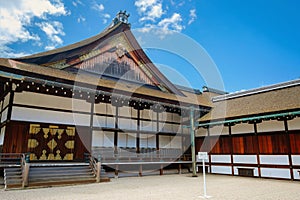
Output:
0,58,207,108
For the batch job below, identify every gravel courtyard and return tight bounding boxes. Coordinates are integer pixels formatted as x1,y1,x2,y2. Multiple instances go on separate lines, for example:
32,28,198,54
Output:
1,174,299,200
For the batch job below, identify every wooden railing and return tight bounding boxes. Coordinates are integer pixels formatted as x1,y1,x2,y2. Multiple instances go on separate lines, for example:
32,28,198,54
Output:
21,153,30,188
85,153,101,183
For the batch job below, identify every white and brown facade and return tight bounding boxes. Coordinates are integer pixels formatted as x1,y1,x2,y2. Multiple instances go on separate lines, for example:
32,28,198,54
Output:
196,80,300,180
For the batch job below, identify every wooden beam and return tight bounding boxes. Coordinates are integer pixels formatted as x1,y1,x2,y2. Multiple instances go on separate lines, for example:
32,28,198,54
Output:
284,118,294,180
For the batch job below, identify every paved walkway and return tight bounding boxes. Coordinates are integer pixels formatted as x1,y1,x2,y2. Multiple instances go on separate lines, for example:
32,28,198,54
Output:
0,174,299,200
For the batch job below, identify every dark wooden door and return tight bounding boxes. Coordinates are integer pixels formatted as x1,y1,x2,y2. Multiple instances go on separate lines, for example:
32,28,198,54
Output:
27,124,75,161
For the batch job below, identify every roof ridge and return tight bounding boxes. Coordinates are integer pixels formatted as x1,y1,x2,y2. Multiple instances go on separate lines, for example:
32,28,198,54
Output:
14,21,127,61
212,78,300,102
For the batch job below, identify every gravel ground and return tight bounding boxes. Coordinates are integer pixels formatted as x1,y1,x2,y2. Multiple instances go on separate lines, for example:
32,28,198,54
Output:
0,174,299,200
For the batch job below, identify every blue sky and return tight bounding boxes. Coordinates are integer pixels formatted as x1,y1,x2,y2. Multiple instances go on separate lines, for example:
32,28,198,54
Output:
0,0,299,93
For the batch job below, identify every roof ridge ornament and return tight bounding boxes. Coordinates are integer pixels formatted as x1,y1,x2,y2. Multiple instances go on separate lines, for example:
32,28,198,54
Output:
113,10,130,25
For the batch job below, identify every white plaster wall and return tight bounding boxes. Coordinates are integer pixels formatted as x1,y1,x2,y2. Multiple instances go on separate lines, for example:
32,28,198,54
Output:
140,134,148,148
127,133,137,147
211,155,231,163
106,117,115,128
196,127,208,137
159,111,167,123
103,132,114,147
211,165,232,175
140,134,156,148
14,91,91,112
233,155,257,164
0,126,5,145
162,123,173,132
209,125,229,136
3,93,10,108
93,115,106,128
92,131,104,147
147,135,156,148
166,112,173,122
259,155,289,165
233,166,259,177
288,117,300,130
293,169,300,180
257,120,284,133
131,108,137,118
231,123,254,134
1,108,7,123
11,106,90,126
118,118,133,130
94,103,106,115
170,136,182,149
118,106,131,117
141,109,152,120
106,104,116,115
173,124,180,133
118,133,127,147
260,168,291,179
141,120,154,131
159,135,171,148
173,114,181,123
182,127,190,134
291,155,300,165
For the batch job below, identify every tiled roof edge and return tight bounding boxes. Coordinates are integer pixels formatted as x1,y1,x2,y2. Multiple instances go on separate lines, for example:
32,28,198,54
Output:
212,79,300,102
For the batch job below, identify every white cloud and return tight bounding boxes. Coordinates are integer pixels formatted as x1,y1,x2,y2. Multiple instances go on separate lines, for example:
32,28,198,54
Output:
36,21,65,49
0,46,29,58
135,0,164,22
0,0,68,57
137,13,184,38
135,1,184,37
188,9,197,25
158,13,183,33
102,13,111,24
72,0,84,7
77,15,86,23
92,3,104,12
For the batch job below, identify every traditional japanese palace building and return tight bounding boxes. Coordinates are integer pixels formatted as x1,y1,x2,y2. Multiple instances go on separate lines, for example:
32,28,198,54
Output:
0,11,299,188
196,79,300,180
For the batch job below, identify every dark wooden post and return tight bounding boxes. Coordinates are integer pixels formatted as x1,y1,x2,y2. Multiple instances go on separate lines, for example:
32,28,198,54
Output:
254,122,261,178
136,108,140,153
228,124,234,176
284,118,294,180
156,111,159,150
114,106,119,153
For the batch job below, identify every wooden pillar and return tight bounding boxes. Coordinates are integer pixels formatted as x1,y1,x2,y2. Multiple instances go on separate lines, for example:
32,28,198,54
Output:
22,163,30,188
139,164,142,177
114,106,119,152
96,161,101,183
156,111,159,150
207,127,212,173
190,107,197,177
89,100,95,152
160,164,163,175
228,124,234,176
0,94,4,125
284,118,294,180
115,164,119,178
136,109,140,153
6,90,15,122
254,122,261,178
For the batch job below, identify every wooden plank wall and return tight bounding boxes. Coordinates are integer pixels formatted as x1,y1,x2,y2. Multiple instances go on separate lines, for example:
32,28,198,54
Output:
196,131,300,155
